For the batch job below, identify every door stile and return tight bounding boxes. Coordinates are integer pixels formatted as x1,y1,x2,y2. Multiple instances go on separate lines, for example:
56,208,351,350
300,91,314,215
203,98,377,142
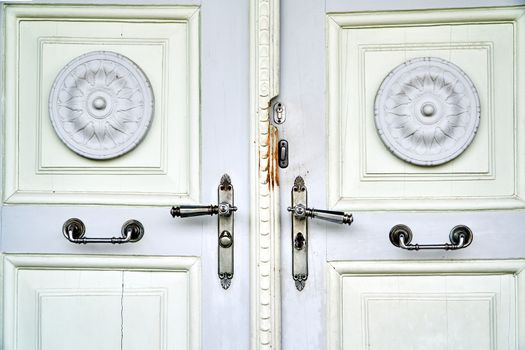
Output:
250,0,281,349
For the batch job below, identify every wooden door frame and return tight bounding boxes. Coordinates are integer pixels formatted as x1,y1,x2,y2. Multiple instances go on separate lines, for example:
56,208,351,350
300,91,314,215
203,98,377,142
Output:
250,0,281,348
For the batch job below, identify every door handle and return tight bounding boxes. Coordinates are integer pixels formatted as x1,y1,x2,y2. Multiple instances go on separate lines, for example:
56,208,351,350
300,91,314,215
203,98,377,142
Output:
170,203,237,218
389,224,473,250
63,218,144,244
171,174,236,289
288,176,353,291
287,205,353,225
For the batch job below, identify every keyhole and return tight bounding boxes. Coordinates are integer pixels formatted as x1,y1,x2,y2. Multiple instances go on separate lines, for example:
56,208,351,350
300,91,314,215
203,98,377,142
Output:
294,232,305,250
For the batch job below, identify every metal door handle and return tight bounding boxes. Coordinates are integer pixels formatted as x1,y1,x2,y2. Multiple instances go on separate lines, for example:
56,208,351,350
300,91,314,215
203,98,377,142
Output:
63,218,144,244
289,176,353,291
287,204,353,225
389,224,473,251
171,203,237,218
171,174,236,290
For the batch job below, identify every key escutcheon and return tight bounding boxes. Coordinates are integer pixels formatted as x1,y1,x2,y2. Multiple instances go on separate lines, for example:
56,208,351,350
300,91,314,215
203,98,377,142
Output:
218,174,235,289
290,176,308,291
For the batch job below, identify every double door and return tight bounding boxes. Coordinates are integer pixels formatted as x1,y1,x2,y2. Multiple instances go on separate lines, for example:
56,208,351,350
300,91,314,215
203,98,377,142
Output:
2,1,525,349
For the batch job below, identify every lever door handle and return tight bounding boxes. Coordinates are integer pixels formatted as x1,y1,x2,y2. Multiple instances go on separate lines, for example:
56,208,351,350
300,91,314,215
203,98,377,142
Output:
170,174,236,290
287,204,353,225
289,176,353,291
171,205,218,217
389,224,473,251
63,218,144,244
171,203,237,218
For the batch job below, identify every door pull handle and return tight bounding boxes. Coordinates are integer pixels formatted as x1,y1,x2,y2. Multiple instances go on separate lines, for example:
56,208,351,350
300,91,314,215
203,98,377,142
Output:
171,174,236,290
63,218,144,244
389,224,473,251
288,176,353,291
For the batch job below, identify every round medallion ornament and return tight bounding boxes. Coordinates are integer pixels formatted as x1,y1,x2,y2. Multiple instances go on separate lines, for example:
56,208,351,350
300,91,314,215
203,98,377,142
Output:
49,51,154,159
374,57,480,166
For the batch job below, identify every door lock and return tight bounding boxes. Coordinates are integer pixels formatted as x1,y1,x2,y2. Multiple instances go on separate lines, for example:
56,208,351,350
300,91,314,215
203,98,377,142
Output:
288,176,353,291
171,174,237,289
278,139,289,168
273,102,286,124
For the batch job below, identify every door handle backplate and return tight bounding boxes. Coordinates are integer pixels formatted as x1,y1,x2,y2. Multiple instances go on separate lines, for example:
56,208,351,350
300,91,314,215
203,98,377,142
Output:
290,176,308,291
288,176,353,291
171,174,236,289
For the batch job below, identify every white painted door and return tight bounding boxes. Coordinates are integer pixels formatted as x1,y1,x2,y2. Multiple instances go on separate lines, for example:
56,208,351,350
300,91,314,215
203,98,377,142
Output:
1,3,249,349
278,1,525,349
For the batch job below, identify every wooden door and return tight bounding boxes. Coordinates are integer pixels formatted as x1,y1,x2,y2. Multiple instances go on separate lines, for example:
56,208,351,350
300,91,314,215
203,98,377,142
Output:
1,3,250,349
278,1,525,349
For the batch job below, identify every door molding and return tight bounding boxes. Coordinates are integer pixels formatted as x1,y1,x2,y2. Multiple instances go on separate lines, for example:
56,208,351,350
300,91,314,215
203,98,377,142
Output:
2,4,201,206
250,0,281,348
3,254,201,350
327,6,525,211
328,259,525,349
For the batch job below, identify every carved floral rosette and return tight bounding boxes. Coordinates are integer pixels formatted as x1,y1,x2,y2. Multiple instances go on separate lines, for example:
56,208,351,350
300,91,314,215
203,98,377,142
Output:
374,57,480,166
48,51,154,159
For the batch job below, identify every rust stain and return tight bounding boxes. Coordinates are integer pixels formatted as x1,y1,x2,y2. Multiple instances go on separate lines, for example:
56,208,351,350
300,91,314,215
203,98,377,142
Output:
258,103,280,191
268,124,280,189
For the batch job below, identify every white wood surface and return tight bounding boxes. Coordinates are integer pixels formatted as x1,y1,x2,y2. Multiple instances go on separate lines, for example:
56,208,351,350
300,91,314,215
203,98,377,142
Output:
278,1,525,349
3,255,200,350
328,260,525,349
1,1,251,349
4,1,525,349
4,6,200,206
250,0,281,349
327,8,525,211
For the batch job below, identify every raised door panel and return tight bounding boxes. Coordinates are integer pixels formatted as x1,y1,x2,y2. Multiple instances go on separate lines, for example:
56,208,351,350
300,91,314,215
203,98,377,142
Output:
3,5,200,205
328,260,525,350
3,255,200,350
327,8,525,210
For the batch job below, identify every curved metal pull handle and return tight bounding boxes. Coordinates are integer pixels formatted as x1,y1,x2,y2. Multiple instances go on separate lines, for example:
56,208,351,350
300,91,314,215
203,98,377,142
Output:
389,224,473,251
63,218,144,244
287,204,353,225
170,174,236,290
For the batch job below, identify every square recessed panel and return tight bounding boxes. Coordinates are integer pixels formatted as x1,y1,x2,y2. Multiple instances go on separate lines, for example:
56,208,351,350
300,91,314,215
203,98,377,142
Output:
38,39,165,170
4,5,200,205
361,44,492,177
327,261,525,350
327,8,525,210
4,255,199,349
